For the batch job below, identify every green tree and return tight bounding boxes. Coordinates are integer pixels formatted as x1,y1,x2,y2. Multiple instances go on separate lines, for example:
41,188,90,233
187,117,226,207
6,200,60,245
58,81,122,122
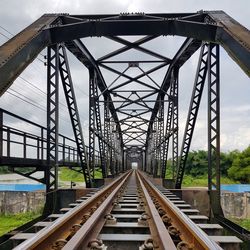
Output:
185,150,208,176
228,146,250,183
220,150,239,175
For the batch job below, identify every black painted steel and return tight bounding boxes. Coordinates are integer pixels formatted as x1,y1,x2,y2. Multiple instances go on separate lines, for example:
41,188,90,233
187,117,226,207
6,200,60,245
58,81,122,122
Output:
46,45,59,191
175,44,208,188
0,12,249,225
58,45,92,187
207,43,223,216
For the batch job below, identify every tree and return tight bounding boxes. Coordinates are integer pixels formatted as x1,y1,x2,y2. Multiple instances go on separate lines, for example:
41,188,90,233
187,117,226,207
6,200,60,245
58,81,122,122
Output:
185,150,208,176
220,150,239,175
228,146,250,183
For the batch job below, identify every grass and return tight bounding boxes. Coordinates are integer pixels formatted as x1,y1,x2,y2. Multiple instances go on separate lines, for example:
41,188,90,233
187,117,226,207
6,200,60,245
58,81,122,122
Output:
0,211,41,236
230,218,250,231
59,167,103,183
59,167,85,182
182,175,238,187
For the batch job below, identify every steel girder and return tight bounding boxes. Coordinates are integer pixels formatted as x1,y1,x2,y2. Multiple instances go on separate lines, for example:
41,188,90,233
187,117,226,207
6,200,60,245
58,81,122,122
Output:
46,45,59,192
89,70,96,179
58,45,92,187
207,44,223,216
65,40,123,141
0,11,249,191
146,38,202,147
161,70,175,179
89,69,107,179
157,99,164,177
171,68,179,179
104,99,112,175
175,44,209,188
0,11,249,98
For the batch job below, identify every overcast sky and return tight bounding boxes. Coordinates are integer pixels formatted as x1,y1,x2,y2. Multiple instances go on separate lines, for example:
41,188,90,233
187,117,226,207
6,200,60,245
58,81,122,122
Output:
0,0,249,154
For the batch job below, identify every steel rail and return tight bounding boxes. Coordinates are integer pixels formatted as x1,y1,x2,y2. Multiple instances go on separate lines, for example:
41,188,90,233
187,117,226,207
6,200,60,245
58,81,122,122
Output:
138,171,223,250
13,171,132,250
62,171,132,249
66,170,177,250
135,171,176,249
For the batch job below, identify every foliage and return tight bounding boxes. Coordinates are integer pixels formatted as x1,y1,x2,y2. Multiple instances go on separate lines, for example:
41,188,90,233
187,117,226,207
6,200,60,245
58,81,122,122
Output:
228,146,250,183
0,166,10,174
59,167,103,183
0,211,41,236
0,166,39,175
59,167,85,182
165,148,243,186
230,218,250,231
182,175,238,187
184,150,236,177
185,150,208,176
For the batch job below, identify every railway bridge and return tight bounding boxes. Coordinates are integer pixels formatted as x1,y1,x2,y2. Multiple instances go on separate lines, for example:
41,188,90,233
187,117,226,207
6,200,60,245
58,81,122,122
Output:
0,11,250,249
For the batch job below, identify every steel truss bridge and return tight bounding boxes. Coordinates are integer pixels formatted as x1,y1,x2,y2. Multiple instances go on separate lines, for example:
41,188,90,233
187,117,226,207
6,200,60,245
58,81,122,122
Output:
0,11,250,249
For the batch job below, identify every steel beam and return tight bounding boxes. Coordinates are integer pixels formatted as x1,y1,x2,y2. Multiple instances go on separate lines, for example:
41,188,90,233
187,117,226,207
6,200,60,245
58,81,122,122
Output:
58,45,92,187
0,15,59,96
65,40,123,143
175,44,208,188
171,68,179,179
147,38,202,147
161,70,175,179
46,45,59,191
50,19,218,43
1,11,249,98
207,43,223,216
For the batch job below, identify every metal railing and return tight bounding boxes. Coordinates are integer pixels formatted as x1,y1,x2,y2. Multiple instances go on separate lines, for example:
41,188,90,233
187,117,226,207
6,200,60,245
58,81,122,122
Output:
0,108,100,166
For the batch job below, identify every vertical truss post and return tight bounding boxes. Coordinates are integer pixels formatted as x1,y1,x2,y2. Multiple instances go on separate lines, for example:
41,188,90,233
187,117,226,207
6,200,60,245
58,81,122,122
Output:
89,69,107,180
122,149,125,172
172,67,179,179
46,44,59,192
89,69,96,180
153,118,158,177
58,45,92,188
93,70,107,178
207,43,223,216
114,125,121,175
149,132,154,175
161,69,175,179
145,140,149,173
175,44,208,188
109,119,115,176
104,98,111,175
125,151,128,170
145,145,149,173
158,97,164,177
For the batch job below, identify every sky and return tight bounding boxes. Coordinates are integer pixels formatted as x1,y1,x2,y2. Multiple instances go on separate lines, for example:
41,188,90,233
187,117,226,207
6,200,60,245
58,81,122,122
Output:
0,0,249,155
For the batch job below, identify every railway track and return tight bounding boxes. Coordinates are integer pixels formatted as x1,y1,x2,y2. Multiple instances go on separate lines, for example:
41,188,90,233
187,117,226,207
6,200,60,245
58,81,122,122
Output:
8,170,242,250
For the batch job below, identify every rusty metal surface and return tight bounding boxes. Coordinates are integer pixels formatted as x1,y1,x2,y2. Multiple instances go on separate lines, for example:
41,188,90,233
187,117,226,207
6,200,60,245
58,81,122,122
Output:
208,11,250,76
13,171,131,250
63,171,132,249
136,171,176,250
12,170,226,250
0,11,249,99
0,14,59,96
138,171,223,250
